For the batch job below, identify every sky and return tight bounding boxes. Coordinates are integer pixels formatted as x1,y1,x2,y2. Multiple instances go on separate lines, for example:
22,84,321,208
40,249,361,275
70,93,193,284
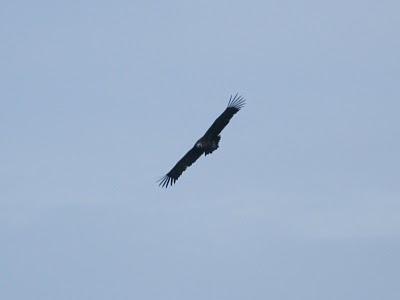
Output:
1,0,400,299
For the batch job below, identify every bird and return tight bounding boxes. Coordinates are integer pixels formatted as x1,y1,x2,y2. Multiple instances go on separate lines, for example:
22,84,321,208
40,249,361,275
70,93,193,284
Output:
158,93,245,188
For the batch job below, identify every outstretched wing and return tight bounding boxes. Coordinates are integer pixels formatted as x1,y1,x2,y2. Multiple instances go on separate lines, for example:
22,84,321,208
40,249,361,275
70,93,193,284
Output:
158,146,204,188
204,93,245,137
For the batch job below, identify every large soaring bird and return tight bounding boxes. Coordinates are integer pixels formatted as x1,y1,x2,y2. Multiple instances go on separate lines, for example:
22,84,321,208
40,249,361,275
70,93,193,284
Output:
158,93,245,188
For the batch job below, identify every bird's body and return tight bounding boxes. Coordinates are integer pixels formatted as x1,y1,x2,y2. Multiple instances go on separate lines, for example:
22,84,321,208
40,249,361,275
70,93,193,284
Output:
158,94,245,188
195,134,221,155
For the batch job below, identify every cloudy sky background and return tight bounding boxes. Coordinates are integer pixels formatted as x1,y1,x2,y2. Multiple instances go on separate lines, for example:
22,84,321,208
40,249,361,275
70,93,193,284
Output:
1,1,400,299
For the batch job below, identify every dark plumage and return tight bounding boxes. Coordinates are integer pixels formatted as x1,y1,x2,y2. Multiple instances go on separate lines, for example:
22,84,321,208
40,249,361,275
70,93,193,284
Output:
158,93,245,188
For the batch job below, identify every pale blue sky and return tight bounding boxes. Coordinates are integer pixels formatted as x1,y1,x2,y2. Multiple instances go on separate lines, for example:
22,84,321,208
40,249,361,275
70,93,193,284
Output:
1,1,400,299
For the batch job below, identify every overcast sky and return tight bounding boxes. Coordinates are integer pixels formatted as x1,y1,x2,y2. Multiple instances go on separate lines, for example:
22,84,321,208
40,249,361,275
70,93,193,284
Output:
1,1,400,299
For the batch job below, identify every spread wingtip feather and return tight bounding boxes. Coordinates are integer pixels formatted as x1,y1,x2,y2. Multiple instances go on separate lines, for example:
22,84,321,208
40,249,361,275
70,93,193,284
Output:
228,93,245,110
158,175,177,188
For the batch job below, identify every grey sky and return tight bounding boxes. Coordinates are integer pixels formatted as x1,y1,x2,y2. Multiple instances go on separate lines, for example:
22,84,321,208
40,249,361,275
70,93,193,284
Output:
1,1,400,299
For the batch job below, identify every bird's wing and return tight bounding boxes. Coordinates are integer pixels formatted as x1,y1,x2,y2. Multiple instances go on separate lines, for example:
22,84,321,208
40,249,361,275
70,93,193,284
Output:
204,93,245,137
158,146,204,188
